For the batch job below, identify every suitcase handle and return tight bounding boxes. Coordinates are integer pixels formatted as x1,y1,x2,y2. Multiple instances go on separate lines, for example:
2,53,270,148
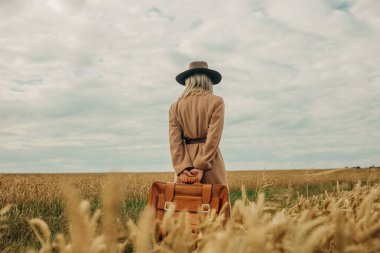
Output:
181,176,201,184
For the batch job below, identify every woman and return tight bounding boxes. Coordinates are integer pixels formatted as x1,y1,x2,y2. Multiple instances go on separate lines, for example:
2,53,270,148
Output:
169,61,228,187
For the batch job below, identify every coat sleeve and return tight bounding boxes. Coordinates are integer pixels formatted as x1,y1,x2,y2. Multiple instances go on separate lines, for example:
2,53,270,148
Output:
169,104,193,176
193,97,225,170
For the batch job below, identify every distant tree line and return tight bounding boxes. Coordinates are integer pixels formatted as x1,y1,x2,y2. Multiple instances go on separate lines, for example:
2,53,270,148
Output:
345,165,380,169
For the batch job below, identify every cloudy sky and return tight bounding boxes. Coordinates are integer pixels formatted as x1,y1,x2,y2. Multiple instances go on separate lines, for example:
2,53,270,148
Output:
0,0,379,173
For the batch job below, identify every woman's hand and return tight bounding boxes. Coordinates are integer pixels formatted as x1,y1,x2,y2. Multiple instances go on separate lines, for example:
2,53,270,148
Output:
179,169,193,183
189,168,204,181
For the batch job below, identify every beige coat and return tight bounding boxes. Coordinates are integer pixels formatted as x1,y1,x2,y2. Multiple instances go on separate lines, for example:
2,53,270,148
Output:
169,93,228,186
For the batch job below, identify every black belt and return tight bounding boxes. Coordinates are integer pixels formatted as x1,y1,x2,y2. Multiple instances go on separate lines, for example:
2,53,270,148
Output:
183,137,207,144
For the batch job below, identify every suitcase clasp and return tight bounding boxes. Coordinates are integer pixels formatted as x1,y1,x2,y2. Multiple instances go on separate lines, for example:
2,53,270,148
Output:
164,201,173,211
201,204,210,213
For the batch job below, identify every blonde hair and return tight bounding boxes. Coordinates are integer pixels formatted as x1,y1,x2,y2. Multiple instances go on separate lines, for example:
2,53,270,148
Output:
179,74,214,99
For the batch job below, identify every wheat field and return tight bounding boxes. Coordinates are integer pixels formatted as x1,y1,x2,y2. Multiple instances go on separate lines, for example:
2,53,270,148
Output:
1,168,380,252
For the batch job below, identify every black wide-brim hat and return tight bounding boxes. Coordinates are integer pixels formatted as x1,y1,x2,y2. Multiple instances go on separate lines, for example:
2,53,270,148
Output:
175,61,222,85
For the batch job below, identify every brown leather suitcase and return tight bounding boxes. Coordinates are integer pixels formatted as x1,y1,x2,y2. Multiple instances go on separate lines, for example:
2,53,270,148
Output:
147,180,231,237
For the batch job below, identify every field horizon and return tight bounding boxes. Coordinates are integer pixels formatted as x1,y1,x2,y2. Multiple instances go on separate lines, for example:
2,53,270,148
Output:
2,165,379,175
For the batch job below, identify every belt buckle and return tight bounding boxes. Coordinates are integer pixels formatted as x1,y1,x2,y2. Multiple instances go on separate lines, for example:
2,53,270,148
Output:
201,204,210,213
164,201,173,211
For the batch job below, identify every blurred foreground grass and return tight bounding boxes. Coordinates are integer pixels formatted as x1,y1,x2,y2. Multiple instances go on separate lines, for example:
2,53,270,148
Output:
1,168,379,251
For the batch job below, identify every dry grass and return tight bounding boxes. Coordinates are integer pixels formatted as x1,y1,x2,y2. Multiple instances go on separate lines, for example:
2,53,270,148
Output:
4,179,380,253
1,168,380,252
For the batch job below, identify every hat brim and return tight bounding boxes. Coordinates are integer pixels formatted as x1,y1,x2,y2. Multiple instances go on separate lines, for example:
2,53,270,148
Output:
175,68,222,85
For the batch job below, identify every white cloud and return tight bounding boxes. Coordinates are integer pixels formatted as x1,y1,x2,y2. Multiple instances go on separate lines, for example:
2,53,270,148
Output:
0,0,379,172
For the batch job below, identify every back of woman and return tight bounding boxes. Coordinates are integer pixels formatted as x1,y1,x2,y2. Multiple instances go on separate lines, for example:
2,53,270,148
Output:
169,61,228,187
